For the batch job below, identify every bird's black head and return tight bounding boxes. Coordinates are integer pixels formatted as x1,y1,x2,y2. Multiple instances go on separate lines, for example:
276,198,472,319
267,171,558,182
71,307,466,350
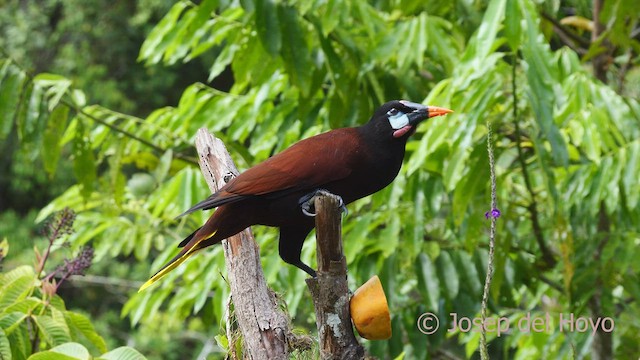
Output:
366,100,453,139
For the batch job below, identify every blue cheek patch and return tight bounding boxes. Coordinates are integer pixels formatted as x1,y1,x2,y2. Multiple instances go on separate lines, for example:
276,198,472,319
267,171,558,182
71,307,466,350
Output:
388,112,409,129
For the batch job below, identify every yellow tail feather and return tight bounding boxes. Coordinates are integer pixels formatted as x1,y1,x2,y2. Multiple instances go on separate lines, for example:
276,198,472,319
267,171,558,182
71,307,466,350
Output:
138,230,216,292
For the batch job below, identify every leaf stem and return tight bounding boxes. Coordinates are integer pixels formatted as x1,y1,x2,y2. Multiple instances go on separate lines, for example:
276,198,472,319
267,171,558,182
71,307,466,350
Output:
479,120,497,360
540,12,590,50
0,49,199,165
63,98,198,165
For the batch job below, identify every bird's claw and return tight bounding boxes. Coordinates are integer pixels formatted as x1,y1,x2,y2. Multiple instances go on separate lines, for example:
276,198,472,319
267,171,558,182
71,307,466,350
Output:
339,201,348,216
223,172,236,183
299,189,347,217
301,202,316,217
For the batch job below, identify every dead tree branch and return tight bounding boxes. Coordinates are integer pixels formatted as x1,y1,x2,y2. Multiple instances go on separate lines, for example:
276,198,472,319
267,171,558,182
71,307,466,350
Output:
194,128,293,360
305,194,366,360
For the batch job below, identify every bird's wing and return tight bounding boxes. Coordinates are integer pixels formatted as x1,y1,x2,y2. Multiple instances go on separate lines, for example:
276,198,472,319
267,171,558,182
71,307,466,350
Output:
226,129,361,195
177,128,361,217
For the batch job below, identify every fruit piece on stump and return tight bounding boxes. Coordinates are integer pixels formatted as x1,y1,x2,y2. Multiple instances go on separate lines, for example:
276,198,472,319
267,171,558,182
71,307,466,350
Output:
350,275,391,340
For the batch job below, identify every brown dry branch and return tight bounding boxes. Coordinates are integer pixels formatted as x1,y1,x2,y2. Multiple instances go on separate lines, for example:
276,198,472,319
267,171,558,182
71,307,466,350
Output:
305,194,366,360
194,128,296,359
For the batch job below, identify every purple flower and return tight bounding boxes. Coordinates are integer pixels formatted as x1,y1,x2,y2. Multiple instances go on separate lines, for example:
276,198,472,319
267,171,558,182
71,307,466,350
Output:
62,246,94,277
485,208,501,219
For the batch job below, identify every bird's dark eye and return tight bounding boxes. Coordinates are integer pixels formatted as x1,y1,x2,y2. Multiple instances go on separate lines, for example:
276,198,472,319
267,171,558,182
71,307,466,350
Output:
387,108,399,116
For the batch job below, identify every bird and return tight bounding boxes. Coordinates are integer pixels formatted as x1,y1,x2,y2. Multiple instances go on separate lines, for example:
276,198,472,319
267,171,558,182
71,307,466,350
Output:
139,100,452,291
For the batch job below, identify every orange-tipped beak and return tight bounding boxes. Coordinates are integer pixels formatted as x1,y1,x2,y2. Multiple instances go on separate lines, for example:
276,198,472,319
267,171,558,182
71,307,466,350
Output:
428,106,454,118
404,102,454,128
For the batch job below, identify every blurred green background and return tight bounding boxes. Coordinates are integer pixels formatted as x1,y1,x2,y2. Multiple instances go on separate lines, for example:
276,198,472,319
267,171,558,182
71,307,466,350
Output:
1,0,639,359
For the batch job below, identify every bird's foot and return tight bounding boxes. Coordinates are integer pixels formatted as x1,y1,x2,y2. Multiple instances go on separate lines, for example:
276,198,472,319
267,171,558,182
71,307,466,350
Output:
299,189,348,217
223,172,236,183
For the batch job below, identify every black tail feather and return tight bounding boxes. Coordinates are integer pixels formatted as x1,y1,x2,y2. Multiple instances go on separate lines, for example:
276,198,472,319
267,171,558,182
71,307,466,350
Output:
178,227,201,248
174,193,244,219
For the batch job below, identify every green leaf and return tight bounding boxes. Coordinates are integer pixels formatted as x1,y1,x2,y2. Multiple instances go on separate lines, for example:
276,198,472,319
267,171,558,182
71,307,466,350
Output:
622,273,640,303
33,315,71,347
0,61,26,140
410,189,425,257
0,238,7,259
214,334,228,351
208,44,239,82
239,0,254,12
0,313,29,336
138,1,190,64
42,105,70,177
436,252,459,300
462,0,506,62
66,312,107,354
320,0,347,36
343,214,374,263
376,213,401,258
153,149,173,185
254,0,281,55
0,328,11,360
1,265,35,283
18,82,44,143
0,275,34,310
623,141,640,208
504,0,522,50
415,253,440,311
27,343,90,360
455,251,482,296
162,0,218,65
452,143,489,225
72,122,96,198
70,90,86,108
230,32,278,87
521,1,568,165
279,5,312,96
2,297,42,315
98,347,147,360
34,73,72,111
7,325,29,360
581,109,601,162
134,232,153,260
49,295,67,312
28,352,78,360
32,73,68,82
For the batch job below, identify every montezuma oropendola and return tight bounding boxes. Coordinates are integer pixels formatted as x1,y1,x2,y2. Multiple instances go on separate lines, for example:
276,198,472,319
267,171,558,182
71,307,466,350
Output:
139,100,452,291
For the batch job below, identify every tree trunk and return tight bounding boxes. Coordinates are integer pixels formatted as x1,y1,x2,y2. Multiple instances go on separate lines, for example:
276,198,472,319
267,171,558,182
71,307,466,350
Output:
305,194,366,360
194,128,292,360
592,0,608,82
589,202,613,360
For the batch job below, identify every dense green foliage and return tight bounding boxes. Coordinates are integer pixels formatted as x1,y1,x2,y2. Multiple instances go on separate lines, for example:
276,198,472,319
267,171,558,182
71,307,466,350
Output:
0,211,146,359
1,0,639,359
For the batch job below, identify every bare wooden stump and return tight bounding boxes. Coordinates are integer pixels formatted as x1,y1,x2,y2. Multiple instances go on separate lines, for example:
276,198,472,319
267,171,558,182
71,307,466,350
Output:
194,128,292,360
306,194,366,360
